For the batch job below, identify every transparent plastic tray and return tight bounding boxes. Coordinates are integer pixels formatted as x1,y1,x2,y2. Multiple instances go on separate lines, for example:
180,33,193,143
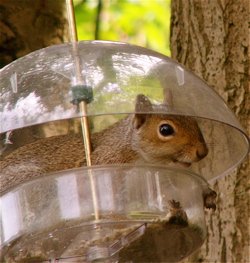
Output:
1,165,207,263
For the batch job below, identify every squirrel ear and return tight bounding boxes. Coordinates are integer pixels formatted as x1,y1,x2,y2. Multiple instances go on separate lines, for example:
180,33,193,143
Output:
133,94,153,129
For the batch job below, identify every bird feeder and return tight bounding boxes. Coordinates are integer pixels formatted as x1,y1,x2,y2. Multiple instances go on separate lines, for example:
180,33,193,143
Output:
0,40,248,263
0,2,249,262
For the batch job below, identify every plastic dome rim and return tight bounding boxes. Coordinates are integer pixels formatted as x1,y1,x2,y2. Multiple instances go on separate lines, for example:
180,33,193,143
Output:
0,163,208,197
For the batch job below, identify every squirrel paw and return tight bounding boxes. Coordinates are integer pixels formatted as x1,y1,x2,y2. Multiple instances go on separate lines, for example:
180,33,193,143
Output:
167,200,188,226
203,188,217,211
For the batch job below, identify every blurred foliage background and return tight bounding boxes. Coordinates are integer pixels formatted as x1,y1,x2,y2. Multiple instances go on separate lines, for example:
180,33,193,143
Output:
74,0,171,56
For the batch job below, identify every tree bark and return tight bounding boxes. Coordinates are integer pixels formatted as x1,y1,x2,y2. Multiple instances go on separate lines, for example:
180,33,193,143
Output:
171,1,249,262
0,0,68,68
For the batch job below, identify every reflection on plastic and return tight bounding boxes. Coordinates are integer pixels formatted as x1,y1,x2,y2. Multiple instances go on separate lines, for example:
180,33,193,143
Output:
57,175,81,219
1,192,22,243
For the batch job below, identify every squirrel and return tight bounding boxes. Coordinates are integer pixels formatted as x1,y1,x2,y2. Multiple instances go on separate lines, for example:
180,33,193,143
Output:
0,94,216,209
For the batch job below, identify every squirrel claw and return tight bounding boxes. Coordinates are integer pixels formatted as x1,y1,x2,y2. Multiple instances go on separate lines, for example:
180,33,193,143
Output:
203,189,217,211
167,199,188,226
168,199,182,210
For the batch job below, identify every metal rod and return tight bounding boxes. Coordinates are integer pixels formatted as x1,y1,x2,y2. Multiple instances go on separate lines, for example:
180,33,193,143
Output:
66,0,92,166
66,0,78,42
66,0,99,220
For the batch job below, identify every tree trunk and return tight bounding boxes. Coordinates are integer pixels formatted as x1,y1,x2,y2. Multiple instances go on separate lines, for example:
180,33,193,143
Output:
171,1,249,262
0,0,68,68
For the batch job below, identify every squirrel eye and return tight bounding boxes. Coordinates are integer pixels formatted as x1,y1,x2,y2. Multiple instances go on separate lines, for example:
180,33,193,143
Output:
159,124,175,137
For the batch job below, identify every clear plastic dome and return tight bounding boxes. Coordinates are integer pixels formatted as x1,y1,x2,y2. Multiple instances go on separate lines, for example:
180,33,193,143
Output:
0,41,248,182
0,165,206,262
0,40,248,262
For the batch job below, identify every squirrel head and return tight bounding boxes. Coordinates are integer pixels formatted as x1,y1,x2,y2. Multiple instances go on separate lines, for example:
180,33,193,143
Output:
131,94,208,167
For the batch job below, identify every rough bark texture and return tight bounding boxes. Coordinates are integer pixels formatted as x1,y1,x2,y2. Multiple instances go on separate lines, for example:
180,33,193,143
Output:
171,1,249,262
0,0,68,68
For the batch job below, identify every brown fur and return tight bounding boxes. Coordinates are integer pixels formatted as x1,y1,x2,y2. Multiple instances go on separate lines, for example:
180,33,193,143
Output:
131,114,207,165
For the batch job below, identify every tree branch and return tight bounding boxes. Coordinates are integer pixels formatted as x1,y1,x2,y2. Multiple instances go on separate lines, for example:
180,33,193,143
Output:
95,0,102,40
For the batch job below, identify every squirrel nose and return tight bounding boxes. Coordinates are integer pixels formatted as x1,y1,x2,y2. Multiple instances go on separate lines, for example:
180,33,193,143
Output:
196,145,208,160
